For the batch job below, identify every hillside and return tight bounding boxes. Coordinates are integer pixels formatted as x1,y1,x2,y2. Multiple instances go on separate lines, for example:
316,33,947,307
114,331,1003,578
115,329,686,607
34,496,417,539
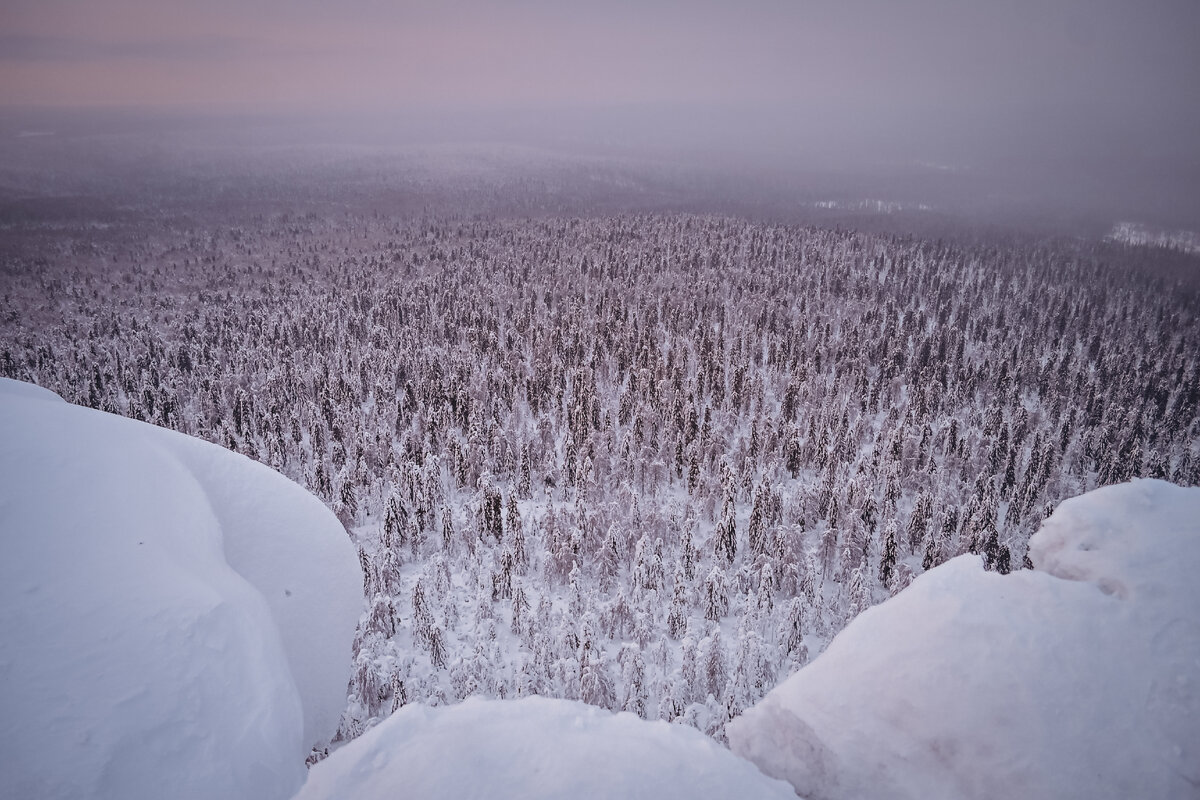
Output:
3,212,1197,743
1,377,1196,798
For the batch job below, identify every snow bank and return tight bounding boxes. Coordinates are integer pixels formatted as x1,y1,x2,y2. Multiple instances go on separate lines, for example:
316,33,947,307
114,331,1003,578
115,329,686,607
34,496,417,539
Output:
295,696,796,800
0,378,361,800
728,479,1200,800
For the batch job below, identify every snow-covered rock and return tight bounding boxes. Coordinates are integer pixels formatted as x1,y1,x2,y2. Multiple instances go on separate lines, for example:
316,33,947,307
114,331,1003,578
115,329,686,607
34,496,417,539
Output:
294,695,796,800
0,378,362,800
727,479,1200,800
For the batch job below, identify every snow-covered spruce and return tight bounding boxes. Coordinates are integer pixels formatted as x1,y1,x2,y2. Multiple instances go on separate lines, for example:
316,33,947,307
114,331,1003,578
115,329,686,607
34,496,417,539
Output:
294,695,795,800
727,479,1200,800
0,378,361,800
3,213,1197,743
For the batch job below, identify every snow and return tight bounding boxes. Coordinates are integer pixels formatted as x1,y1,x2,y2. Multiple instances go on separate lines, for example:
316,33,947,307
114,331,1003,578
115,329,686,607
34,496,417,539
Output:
1106,221,1200,255
0,378,361,800
811,199,934,214
727,479,1200,800
294,695,796,800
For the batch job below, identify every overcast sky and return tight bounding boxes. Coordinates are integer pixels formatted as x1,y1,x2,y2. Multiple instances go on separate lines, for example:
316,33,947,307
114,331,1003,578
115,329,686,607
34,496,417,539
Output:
1,1,1199,179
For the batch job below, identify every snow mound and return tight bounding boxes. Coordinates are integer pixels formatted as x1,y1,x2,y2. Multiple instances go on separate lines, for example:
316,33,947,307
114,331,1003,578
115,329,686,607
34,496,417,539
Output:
295,696,796,800
727,479,1200,800
0,378,361,800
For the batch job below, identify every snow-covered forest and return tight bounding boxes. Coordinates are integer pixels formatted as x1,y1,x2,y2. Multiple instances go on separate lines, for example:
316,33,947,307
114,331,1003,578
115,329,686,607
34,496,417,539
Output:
3,211,1198,748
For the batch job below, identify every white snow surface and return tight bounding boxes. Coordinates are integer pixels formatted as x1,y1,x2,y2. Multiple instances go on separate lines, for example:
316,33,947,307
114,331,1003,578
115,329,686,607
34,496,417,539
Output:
727,479,1200,800
0,378,361,800
295,695,796,800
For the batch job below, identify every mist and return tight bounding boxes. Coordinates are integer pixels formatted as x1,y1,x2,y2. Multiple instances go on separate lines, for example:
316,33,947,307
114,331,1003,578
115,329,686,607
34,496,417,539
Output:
2,0,1199,230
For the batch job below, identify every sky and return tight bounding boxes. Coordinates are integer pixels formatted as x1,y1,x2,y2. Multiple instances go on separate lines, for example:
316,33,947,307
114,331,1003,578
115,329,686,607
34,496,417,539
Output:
1,0,1199,217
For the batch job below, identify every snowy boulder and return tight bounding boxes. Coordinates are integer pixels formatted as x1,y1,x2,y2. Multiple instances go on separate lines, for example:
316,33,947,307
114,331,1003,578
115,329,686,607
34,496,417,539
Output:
294,696,796,800
727,479,1200,800
0,378,361,800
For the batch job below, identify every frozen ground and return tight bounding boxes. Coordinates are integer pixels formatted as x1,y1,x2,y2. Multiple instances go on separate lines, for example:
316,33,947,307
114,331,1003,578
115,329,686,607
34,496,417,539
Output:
728,479,1200,800
0,378,361,800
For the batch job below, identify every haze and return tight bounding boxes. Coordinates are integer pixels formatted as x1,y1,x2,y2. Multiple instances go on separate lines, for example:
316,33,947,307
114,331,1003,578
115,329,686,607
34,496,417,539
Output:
2,0,1199,228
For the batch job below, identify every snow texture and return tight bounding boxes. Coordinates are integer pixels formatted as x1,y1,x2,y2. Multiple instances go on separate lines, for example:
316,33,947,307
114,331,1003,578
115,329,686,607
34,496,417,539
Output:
295,695,796,800
728,479,1200,800
0,378,362,800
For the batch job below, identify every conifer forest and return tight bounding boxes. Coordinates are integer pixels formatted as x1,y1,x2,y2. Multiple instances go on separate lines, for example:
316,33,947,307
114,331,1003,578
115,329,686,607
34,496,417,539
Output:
3,206,1198,749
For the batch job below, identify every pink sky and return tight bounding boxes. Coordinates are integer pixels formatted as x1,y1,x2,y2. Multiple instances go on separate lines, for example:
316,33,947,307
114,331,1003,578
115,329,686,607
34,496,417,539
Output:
1,0,1198,181
3,0,1196,114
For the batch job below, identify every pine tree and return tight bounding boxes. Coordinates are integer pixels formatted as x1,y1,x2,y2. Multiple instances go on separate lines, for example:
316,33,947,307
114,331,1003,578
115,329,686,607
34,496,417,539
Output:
780,596,805,656
568,561,586,618
518,443,533,498
481,485,504,542
427,626,448,671
703,567,730,622
921,527,939,572
983,527,1001,571
411,579,444,669
510,515,528,572
441,506,455,554
365,593,397,637
339,479,358,525
701,628,728,701
389,672,408,713
715,500,737,564
619,647,648,717
846,566,871,622
667,566,689,639
680,524,697,581
755,562,774,614
511,582,531,637
596,526,621,593
580,655,616,711
729,624,773,716
995,544,1012,575
679,632,700,707
746,482,771,559
879,519,898,589
906,491,931,552
506,494,522,540
688,454,701,492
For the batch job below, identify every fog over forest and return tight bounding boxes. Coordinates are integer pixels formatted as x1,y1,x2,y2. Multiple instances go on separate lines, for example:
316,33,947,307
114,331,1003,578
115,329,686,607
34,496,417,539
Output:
2,0,1200,232
2,98,1200,236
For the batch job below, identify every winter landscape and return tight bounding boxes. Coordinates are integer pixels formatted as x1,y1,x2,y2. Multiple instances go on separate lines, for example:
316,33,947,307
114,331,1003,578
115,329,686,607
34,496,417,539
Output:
2,1,1200,799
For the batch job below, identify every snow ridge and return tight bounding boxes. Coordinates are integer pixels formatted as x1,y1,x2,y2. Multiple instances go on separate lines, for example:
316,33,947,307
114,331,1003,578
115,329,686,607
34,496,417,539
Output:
0,378,361,800
728,479,1200,800
294,695,796,800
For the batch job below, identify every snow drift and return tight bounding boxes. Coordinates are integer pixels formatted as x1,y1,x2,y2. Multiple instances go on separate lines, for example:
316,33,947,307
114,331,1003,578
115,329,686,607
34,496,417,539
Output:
0,378,361,800
294,695,795,800
727,479,1200,800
